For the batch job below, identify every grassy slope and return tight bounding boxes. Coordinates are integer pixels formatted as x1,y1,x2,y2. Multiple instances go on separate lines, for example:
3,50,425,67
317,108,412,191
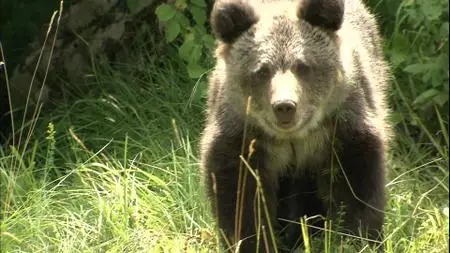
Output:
1,17,449,253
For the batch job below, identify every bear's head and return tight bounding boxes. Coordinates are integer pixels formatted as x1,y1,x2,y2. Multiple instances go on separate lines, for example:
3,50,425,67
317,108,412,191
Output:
211,0,350,139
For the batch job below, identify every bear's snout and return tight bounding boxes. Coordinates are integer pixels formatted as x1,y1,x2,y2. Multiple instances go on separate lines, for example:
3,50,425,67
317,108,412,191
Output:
272,99,297,127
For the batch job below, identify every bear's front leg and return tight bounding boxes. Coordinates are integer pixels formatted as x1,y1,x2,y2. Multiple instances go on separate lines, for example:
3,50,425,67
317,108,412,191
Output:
333,128,386,248
202,134,279,253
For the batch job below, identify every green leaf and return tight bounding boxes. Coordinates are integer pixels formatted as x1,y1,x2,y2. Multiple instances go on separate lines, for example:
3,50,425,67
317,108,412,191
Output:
404,63,430,74
187,63,206,78
155,4,176,22
184,32,195,42
202,34,215,49
390,34,409,67
433,92,449,107
179,40,195,62
431,70,444,87
422,70,432,83
175,11,191,27
189,44,203,64
193,24,207,36
420,1,442,21
413,89,440,106
191,0,207,7
190,6,207,25
165,19,181,43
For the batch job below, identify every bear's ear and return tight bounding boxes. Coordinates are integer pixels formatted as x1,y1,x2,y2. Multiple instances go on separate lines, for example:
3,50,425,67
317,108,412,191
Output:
210,0,259,44
297,0,344,31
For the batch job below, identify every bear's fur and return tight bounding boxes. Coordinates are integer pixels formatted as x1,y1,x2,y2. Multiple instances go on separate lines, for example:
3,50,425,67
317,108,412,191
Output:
199,0,392,252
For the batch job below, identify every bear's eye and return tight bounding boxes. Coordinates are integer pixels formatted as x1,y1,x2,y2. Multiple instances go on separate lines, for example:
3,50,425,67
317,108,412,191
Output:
293,61,311,76
252,63,273,80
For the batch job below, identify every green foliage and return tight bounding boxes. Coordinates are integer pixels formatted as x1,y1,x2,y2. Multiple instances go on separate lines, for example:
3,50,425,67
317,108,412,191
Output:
367,0,449,131
1,41,217,252
152,0,214,79
0,44,447,251
1,0,449,252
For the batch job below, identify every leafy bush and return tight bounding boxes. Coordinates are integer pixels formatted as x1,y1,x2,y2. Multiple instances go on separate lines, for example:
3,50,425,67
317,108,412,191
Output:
152,0,449,135
153,0,215,79
367,0,449,132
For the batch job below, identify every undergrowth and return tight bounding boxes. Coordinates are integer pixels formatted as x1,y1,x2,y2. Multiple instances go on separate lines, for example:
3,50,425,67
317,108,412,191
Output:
0,0,449,252
1,40,448,251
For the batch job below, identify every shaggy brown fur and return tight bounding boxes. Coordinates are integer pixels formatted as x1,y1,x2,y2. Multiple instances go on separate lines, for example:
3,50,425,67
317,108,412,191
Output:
199,0,392,252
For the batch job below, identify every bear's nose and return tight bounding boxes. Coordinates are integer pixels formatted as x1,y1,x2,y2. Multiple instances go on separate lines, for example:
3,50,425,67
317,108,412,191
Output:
272,99,297,125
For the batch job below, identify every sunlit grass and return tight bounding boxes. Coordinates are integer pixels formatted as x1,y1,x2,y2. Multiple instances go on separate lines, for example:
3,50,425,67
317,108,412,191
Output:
1,48,447,251
0,1,448,252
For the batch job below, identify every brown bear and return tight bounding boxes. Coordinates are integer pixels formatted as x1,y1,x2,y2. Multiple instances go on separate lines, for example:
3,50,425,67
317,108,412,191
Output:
199,0,392,252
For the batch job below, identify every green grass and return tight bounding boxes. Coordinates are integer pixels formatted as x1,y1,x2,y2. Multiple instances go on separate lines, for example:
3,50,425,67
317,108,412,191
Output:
1,2,449,252
1,40,218,252
1,44,448,252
